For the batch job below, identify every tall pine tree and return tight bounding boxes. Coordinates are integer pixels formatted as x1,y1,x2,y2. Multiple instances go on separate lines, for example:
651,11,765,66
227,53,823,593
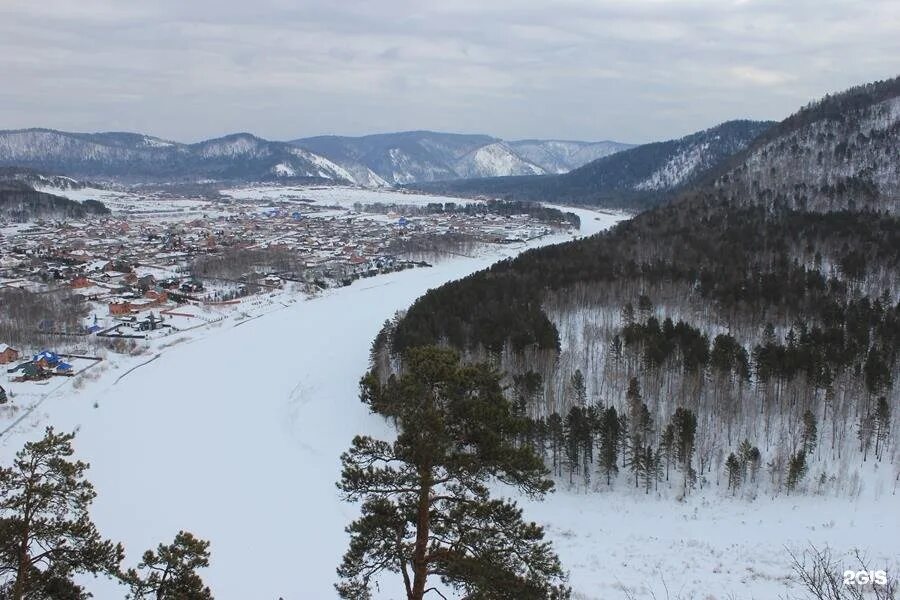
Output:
0,428,123,600
123,531,213,600
336,347,570,600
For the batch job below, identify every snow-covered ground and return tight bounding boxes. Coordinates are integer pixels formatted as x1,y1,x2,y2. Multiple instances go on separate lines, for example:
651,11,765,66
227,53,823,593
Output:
219,184,483,208
0,206,895,599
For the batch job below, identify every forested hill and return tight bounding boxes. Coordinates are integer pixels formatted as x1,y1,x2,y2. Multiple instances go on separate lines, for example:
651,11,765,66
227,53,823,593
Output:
373,76,900,499
712,78,900,213
0,169,109,221
404,120,773,210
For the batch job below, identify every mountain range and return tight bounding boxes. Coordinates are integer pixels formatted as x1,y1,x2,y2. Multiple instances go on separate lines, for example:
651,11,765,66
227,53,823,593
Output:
0,129,632,187
407,119,775,208
290,132,631,185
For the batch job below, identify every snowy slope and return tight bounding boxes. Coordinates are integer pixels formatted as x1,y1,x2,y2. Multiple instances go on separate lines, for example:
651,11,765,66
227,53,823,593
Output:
634,140,712,190
722,95,900,212
0,129,354,184
291,132,634,184
453,142,546,178
509,140,633,173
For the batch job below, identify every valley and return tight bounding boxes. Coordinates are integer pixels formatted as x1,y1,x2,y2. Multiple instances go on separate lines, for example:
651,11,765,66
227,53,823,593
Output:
0,201,625,599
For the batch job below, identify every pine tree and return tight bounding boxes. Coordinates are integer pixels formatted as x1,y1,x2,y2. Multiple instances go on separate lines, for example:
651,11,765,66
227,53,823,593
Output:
786,450,808,493
725,452,742,495
737,438,761,484
564,407,583,485
800,410,817,455
616,412,629,466
597,407,620,486
337,347,570,600
0,428,123,600
858,412,875,461
624,434,644,488
659,424,675,482
873,396,891,461
123,531,213,599
570,370,587,407
747,446,761,483
640,445,660,494
671,408,697,496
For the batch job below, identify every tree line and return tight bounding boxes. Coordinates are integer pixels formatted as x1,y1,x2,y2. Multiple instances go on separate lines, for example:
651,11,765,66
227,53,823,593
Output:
373,200,899,499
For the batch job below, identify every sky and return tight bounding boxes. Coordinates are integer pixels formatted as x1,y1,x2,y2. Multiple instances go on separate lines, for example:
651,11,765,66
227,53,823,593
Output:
0,0,898,144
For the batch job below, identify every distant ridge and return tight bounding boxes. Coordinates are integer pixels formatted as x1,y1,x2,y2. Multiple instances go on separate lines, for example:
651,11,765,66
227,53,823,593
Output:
290,131,633,185
405,120,774,210
0,128,632,186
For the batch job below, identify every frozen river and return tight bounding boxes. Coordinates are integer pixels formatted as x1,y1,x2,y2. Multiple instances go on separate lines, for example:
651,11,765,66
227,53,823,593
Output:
0,207,624,599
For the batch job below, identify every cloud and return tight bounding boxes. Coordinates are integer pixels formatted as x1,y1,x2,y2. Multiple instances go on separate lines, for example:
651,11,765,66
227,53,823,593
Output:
0,0,897,143
729,66,794,86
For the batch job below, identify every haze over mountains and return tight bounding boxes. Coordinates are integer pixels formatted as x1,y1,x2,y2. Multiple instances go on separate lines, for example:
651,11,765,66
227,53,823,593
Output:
0,128,632,187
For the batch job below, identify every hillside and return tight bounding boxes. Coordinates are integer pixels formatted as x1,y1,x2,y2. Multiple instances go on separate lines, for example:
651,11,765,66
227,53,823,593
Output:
0,169,109,220
0,129,353,184
0,128,632,187
408,120,773,209
715,78,900,213
291,131,632,184
375,77,900,507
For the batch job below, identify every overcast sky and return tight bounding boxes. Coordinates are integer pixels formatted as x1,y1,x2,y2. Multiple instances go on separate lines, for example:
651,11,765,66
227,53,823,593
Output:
1,0,897,144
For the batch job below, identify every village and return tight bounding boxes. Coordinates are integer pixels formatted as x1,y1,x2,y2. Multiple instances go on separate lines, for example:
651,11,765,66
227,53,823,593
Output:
0,184,575,407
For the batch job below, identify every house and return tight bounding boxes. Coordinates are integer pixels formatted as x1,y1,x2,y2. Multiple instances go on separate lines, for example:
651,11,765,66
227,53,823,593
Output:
33,350,62,370
109,301,133,315
0,344,20,365
70,276,91,289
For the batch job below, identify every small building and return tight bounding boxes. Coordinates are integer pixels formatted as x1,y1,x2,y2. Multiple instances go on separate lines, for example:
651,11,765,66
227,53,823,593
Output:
55,362,73,374
70,276,91,289
0,344,20,365
109,301,133,316
33,350,62,369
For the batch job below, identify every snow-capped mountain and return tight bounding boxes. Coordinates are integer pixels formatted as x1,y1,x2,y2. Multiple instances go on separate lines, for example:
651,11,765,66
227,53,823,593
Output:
0,128,631,186
0,129,353,184
507,139,633,174
291,131,632,184
408,120,773,209
453,142,545,179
